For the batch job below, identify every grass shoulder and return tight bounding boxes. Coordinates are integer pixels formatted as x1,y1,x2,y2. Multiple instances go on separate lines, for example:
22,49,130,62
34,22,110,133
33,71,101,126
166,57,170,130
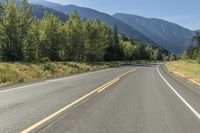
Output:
165,60,200,87
0,61,142,88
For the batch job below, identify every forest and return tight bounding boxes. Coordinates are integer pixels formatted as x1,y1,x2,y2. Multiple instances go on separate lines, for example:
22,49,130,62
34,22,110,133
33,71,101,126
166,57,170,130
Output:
0,0,170,63
181,30,200,63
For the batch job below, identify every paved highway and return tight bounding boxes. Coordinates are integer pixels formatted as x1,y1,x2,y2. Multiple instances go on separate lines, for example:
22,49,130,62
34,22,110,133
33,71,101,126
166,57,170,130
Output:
0,64,199,133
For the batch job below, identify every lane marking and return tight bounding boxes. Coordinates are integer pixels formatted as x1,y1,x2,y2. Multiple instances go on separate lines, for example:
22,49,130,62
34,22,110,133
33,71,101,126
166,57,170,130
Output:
157,65,200,120
96,69,136,93
0,68,113,93
20,69,136,133
97,78,120,93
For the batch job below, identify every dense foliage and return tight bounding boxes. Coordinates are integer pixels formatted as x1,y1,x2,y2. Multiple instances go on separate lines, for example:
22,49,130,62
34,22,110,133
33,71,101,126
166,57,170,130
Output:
0,0,169,62
119,35,170,61
181,30,200,63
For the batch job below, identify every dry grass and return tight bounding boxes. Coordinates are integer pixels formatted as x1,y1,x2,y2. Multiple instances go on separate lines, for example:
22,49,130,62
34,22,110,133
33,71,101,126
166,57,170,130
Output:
165,60,200,87
0,61,125,87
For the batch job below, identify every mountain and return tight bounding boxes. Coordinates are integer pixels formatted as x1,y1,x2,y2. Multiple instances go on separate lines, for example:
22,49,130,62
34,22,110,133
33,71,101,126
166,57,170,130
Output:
31,4,68,21
113,13,194,53
29,0,155,44
0,0,68,21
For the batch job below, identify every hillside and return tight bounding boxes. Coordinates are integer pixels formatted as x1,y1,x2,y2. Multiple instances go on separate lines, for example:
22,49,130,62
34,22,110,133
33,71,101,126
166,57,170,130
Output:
113,13,194,53
31,4,68,21
29,0,155,44
0,0,68,21
2,0,195,53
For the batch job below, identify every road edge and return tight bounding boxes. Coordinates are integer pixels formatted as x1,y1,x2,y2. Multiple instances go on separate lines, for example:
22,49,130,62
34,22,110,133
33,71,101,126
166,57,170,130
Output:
157,65,200,120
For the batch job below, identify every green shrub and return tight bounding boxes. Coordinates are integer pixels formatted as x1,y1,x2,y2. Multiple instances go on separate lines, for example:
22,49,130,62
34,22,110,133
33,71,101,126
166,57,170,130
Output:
38,57,51,63
42,62,56,73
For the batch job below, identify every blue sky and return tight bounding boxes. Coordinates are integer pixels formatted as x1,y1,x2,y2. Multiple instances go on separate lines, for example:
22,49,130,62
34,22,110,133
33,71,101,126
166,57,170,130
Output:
47,0,200,30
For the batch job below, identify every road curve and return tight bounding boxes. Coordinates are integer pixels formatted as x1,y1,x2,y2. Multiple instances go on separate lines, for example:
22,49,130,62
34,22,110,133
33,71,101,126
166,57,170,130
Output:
0,64,199,133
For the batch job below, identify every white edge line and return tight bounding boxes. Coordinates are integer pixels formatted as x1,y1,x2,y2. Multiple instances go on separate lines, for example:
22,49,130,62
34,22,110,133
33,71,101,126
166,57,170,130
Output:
0,68,114,93
157,65,200,120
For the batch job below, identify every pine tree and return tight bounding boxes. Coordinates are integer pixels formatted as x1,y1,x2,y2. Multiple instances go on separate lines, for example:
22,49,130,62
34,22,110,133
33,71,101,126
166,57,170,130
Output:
193,30,200,47
193,30,200,59
114,25,119,45
105,25,124,61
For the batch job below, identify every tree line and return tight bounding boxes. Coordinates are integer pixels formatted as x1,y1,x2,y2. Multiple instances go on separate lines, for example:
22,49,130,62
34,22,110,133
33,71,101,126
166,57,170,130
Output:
0,0,170,62
181,30,200,63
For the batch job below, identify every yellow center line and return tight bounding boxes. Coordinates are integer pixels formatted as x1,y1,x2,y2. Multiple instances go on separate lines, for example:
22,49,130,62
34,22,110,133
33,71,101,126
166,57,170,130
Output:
20,69,136,133
97,78,120,93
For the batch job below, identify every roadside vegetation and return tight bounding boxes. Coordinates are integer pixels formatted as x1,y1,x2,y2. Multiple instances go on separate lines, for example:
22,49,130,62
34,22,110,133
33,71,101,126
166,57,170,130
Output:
0,0,170,87
180,30,200,63
165,60,200,87
0,61,127,87
165,31,200,87
0,0,169,63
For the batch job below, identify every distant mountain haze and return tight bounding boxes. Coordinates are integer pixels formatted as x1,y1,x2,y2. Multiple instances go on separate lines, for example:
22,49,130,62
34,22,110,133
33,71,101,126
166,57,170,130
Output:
46,0,200,31
113,13,194,53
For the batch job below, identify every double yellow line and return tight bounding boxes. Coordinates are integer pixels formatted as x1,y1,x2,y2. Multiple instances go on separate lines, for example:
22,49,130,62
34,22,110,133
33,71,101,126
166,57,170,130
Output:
97,69,136,93
21,69,136,133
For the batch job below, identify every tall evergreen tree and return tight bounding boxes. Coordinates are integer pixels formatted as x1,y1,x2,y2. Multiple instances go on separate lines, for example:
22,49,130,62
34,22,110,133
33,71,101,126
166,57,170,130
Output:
184,30,200,60
105,25,124,61
193,30,200,47
113,25,119,45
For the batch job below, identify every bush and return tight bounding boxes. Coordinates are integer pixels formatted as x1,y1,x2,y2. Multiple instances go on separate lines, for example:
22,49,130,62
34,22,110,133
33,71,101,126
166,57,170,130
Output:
164,56,170,61
38,57,51,63
42,62,56,73
0,64,28,85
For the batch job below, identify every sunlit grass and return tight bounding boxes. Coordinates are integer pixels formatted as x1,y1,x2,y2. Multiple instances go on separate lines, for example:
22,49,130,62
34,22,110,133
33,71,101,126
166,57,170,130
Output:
0,61,123,87
165,60,200,87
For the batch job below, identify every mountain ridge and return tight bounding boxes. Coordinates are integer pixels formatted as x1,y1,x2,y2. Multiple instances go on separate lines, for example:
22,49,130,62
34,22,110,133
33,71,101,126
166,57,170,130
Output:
113,13,194,53
0,0,69,21
29,0,155,44
2,0,195,52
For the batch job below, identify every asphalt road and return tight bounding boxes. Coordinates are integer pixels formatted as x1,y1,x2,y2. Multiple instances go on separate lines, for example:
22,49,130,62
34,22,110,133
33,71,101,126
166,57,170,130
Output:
0,64,199,133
